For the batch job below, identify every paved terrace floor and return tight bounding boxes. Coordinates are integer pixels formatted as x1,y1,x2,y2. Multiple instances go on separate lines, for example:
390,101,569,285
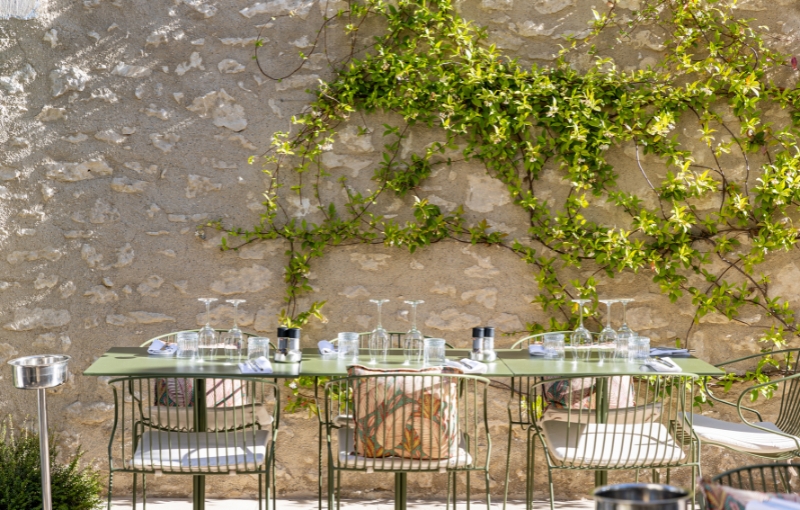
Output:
111,499,595,509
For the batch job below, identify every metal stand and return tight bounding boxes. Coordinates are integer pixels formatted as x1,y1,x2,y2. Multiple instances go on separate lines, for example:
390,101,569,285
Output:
38,388,52,510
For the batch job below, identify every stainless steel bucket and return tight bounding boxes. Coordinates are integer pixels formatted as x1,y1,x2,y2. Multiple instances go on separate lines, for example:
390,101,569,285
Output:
594,483,690,510
8,354,71,389
8,354,71,510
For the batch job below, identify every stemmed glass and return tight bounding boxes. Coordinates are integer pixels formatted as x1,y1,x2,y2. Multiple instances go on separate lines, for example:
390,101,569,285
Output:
369,299,390,364
197,297,218,362
616,298,636,361
403,300,425,365
597,299,618,362
570,299,593,362
224,299,246,362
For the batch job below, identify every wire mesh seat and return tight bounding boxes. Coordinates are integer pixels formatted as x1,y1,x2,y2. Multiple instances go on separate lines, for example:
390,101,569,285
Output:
106,375,279,510
692,348,800,461
319,368,492,508
711,463,798,493
528,373,700,510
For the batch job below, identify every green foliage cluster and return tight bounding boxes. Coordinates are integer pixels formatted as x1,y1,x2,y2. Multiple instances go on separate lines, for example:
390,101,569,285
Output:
218,0,800,408
0,418,104,510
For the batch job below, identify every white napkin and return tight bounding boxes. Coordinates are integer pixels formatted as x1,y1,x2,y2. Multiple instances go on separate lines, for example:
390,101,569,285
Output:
650,347,690,357
239,356,273,374
528,344,545,356
148,339,178,355
444,359,488,374
646,357,682,372
318,340,336,355
747,500,800,510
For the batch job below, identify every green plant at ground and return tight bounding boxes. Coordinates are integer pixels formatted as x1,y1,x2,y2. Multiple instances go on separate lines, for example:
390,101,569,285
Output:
0,417,104,510
211,0,800,409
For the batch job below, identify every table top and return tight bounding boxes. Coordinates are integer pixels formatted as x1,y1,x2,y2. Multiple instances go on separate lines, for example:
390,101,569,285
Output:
497,349,724,377
83,347,723,378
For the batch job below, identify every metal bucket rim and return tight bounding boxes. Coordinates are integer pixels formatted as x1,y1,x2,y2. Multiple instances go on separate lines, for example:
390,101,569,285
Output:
8,354,71,367
593,483,689,504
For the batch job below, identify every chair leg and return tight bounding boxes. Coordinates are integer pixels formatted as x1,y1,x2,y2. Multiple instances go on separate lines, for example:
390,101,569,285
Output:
142,473,146,510
485,471,492,510
547,465,555,510
336,469,342,510
526,429,534,510
132,473,138,509
258,474,263,510
107,472,113,510
651,469,660,484
446,471,452,510
467,471,472,510
504,424,514,510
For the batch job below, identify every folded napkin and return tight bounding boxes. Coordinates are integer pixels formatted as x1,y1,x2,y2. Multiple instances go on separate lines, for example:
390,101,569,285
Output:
445,359,488,375
148,339,178,355
528,344,546,356
646,357,682,372
239,356,273,374
650,347,690,357
318,340,336,355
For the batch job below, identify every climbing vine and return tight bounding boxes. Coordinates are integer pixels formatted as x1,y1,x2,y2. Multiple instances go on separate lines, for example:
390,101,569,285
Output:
210,0,800,406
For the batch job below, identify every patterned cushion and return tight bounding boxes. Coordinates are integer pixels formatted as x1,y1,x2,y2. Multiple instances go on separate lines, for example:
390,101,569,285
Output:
155,378,246,408
347,364,462,461
544,376,635,411
699,477,800,510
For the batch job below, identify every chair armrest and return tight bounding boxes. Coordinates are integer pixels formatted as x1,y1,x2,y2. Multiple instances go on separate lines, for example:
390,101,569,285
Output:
702,377,763,421
735,372,800,450
713,348,800,368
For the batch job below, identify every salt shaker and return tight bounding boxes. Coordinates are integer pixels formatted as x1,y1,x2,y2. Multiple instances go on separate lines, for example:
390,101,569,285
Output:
286,328,302,363
470,327,484,361
482,326,497,362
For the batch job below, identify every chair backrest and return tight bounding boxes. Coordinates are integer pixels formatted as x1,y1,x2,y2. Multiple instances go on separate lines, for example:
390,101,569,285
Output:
775,350,800,436
329,332,449,349
322,370,490,472
140,329,275,349
712,463,798,493
529,373,698,469
108,375,279,475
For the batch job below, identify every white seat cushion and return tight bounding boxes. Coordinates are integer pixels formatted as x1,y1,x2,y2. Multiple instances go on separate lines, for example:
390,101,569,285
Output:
131,430,271,472
338,446,472,471
542,421,685,467
686,413,800,454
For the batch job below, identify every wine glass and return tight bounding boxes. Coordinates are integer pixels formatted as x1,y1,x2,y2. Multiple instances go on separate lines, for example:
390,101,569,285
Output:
597,299,618,362
369,299,390,364
224,299,246,362
616,298,636,361
570,299,593,362
403,300,425,365
197,297,218,362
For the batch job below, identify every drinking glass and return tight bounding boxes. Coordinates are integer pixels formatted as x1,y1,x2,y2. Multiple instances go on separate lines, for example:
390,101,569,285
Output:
338,332,360,362
570,299,593,362
369,299,390,364
423,338,447,366
247,337,271,360
403,300,425,365
543,333,565,360
176,332,199,359
628,335,650,363
197,297,218,361
224,299,246,362
597,299,618,362
615,298,635,361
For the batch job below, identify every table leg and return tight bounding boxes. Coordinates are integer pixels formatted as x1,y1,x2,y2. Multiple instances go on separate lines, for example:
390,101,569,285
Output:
594,377,609,488
194,379,207,510
395,472,407,510
315,377,323,510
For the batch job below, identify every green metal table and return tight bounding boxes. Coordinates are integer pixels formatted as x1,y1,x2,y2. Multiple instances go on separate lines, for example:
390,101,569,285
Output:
496,349,724,487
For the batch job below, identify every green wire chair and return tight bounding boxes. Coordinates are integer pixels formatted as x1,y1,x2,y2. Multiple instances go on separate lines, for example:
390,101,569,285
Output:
711,463,797,493
106,375,279,510
139,329,276,350
328,331,453,349
528,373,701,510
688,348,800,462
319,371,492,509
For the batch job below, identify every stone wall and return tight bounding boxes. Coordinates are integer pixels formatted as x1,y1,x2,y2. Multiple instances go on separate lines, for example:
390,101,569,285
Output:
0,0,799,501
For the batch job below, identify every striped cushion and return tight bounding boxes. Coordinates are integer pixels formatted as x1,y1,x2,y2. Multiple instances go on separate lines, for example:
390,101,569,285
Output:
155,378,246,408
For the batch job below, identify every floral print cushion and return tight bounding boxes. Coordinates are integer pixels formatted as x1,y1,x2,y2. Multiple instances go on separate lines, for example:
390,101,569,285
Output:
699,476,800,510
544,376,635,410
347,364,462,460
155,378,246,408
